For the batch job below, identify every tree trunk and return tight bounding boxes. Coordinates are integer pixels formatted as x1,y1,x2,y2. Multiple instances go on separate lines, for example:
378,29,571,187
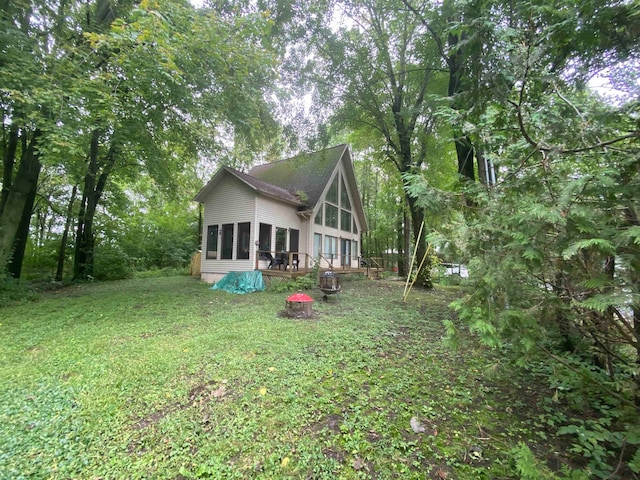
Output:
1,125,19,216
406,192,432,288
73,130,116,280
6,165,39,278
73,188,97,280
447,29,476,182
55,185,77,281
0,130,41,274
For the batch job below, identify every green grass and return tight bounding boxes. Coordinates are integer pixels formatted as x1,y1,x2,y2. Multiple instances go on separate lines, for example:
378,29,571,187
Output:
1,276,568,479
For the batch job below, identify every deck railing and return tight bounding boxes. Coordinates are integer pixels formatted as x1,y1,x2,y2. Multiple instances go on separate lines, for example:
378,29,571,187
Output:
256,250,366,271
361,256,384,277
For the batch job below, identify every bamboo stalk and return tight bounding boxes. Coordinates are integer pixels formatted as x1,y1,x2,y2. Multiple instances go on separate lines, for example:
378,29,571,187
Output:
403,221,424,299
403,243,432,302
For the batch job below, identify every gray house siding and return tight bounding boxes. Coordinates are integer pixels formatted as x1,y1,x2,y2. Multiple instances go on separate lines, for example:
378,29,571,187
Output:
200,176,256,282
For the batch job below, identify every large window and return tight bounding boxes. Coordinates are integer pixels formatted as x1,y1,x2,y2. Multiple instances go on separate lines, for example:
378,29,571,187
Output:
324,173,354,232
314,233,322,259
341,239,351,266
340,176,351,209
325,204,338,228
275,227,287,252
206,225,218,259
314,208,323,225
326,175,338,204
259,223,271,252
289,229,299,253
324,235,337,260
340,209,352,233
221,224,234,259
237,222,250,260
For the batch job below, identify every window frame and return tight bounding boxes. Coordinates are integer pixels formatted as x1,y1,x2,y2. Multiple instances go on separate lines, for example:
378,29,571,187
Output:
259,223,272,252
206,225,218,259
340,209,352,233
221,223,234,259
325,203,338,228
236,222,251,260
313,233,322,259
275,227,287,252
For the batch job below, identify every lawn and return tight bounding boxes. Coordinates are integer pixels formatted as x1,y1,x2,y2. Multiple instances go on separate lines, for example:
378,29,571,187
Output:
1,275,567,479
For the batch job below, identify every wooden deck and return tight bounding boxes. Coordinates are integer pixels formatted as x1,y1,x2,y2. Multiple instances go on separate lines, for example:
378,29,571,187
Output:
259,266,377,280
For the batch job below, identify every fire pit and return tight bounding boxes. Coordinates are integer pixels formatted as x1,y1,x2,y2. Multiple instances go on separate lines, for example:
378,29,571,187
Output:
319,271,341,300
284,291,315,318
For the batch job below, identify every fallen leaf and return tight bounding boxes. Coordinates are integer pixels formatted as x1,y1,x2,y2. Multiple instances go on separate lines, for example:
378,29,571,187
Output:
259,387,267,396
437,468,448,479
281,457,290,468
353,457,364,470
268,367,276,372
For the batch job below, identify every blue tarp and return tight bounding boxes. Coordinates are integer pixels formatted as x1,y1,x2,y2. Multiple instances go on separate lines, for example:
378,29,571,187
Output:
211,271,266,294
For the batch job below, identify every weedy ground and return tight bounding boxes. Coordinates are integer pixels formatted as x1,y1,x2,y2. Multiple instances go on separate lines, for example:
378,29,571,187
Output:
1,275,570,479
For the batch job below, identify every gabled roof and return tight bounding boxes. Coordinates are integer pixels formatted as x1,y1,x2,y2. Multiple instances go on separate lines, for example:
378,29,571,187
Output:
193,166,305,206
248,144,348,208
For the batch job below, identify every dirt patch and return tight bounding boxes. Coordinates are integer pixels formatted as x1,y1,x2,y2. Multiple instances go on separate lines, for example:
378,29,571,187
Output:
132,380,229,431
322,446,346,463
307,413,343,435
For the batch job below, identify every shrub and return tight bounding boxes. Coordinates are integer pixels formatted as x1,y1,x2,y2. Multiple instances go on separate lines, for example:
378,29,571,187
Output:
93,244,134,281
267,274,316,293
0,276,37,308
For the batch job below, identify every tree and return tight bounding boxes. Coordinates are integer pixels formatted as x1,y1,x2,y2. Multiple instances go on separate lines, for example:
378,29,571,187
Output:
301,0,449,286
352,146,406,268
401,0,502,185
0,0,65,277
405,0,640,473
1,0,279,280
70,1,279,280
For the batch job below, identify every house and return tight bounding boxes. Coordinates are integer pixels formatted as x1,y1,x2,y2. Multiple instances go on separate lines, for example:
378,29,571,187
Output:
193,144,368,283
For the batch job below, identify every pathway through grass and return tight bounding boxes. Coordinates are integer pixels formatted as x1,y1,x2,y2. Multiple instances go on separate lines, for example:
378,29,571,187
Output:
1,276,564,479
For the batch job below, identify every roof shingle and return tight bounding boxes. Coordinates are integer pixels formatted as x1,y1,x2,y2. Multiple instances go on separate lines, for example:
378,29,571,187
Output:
248,144,348,208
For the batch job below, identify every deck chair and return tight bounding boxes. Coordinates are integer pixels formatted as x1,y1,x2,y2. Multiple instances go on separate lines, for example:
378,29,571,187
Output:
275,252,287,270
263,252,276,269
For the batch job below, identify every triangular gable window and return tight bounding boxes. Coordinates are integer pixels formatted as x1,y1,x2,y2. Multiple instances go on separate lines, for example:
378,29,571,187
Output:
322,172,356,232
340,174,351,210
326,175,339,204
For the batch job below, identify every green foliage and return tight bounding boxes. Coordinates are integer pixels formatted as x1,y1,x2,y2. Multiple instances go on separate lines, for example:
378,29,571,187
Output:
401,0,640,476
114,196,199,271
20,238,61,282
1,276,584,479
0,277,37,308
92,243,134,281
1,0,280,279
267,274,317,293
511,443,589,480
